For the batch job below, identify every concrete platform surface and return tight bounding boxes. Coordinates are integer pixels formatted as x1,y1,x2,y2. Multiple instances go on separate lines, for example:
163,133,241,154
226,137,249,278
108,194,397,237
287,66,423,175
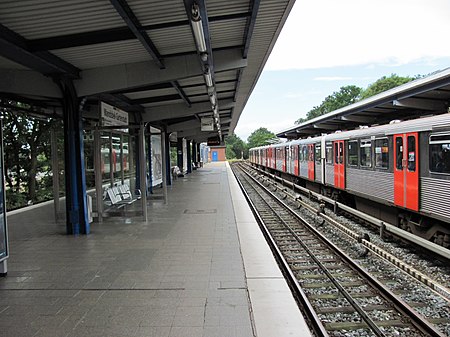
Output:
0,161,311,337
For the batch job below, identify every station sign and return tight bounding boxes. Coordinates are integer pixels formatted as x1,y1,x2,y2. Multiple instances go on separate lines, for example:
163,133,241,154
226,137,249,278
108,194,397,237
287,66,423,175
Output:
201,117,214,131
207,136,221,146
100,102,129,127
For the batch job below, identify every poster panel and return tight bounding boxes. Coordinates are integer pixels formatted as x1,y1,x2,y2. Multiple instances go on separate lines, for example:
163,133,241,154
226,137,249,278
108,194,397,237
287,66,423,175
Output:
151,135,162,186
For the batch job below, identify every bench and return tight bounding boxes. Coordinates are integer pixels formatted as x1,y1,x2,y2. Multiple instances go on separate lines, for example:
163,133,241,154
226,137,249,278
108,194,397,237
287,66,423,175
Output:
103,184,141,212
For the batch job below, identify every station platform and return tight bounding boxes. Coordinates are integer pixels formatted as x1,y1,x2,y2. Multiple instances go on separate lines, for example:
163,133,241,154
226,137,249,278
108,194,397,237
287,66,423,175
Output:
0,162,311,337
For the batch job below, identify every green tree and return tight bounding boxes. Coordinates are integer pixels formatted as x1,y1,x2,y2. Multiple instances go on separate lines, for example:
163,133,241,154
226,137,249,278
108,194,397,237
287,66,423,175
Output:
296,85,362,124
247,127,276,149
1,99,55,209
360,74,415,100
225,133,247,159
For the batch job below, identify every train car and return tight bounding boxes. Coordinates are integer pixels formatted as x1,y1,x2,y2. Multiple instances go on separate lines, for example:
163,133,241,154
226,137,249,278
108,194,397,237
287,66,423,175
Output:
249,113,450,246
273,143,287,172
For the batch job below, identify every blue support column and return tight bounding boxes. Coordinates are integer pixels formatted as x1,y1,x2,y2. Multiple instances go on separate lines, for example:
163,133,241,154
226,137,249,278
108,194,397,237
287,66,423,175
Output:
57,78,89,235
135,130,141,194
186,140,192,174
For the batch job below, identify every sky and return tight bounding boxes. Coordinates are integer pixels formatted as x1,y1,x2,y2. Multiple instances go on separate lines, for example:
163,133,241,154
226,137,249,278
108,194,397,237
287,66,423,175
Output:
234,0,450,141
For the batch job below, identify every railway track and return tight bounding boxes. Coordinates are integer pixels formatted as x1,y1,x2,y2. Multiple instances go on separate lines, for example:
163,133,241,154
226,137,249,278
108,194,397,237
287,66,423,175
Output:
231,162,447,337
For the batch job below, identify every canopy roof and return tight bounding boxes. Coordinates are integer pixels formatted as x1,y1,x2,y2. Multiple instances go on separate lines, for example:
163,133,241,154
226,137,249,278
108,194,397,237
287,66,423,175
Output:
0,0,295,141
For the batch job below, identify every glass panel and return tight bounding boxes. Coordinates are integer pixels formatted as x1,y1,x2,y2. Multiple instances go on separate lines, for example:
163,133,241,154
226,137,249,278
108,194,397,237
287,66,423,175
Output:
430,134,450,174
339,142,344,164
315,144,321,163
430,135,450,174
375,138,389,169
347,141,358,166
334,143,338,164
359,139,372,168
326,143,333,164
100,132,112,184
396,137,403,170
407,136,416,172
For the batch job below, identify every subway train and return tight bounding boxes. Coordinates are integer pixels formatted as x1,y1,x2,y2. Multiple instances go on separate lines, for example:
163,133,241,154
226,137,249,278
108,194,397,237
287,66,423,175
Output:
249,113,450,247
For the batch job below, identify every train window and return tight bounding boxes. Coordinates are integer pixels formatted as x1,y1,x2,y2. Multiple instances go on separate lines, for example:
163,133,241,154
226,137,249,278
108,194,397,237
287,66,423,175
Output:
359,140,372,168
302,145,308,162
374,138,389,169
334,143,339,164
315,144,321,163
396,137,403,170
407,136,416,172
347,141,358,166
326,143,333,164
429,134,450,174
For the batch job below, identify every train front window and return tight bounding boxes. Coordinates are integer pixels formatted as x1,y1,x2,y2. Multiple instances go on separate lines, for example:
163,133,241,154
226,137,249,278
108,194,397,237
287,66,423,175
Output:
429,134,450,174
375,138,389,169
407,136,416,172
334,143,338,164
359,139,372,168
347,141,358,167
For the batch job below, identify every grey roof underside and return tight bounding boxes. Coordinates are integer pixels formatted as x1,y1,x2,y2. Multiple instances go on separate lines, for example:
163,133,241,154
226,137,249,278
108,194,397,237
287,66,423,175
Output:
0,0,296,142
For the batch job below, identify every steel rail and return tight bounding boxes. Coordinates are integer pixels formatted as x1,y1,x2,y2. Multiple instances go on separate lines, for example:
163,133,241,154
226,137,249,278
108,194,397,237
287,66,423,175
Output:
236,162,446,337
231,164,329,337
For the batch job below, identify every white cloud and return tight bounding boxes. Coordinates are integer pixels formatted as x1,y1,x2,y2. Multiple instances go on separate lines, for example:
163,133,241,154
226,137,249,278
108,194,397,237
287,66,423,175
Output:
265,0,450,71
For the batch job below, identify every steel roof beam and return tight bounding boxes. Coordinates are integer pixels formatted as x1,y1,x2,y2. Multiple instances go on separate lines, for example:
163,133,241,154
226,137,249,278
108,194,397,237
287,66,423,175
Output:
243,0,261,58
109,0,164,69
76,49,247,96
28,12,251,52
171,81,192,107
144,98,235,122
340,115,377,123
131,94,181,105
0,23,80,78
393,97,447,111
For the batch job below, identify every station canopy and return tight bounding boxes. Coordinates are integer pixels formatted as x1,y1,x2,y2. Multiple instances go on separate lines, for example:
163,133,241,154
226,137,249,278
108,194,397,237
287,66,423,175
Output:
277,68,450,139
0,0,295,142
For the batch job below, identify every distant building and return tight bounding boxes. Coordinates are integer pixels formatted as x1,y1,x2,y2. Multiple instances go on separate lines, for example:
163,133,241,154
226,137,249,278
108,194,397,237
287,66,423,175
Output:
208,146,226,162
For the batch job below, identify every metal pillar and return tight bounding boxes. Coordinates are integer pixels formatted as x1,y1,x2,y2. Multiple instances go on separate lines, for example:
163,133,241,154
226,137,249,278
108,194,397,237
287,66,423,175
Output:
165,131,172,186
186,140,192,173
139,124,148,221
161,131,168,204
177,137,183,172
147,131,153,194
93,129,103,223
191,141,197,166
57,78,89,235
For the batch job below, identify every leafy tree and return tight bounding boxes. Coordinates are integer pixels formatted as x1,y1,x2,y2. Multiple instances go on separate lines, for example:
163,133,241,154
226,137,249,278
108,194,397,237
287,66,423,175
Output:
247,127,276,149
1,99,57,209
360,74,414,100
296,85,362,124
225,133,247,159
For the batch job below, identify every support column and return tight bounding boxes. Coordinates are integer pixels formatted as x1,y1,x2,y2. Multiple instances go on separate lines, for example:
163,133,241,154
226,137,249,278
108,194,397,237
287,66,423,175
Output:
165,131,172,186
177,137,183,172
161,131,168,204
147,131,153,194
57,77,89,235
139,124,148,221
186,140,192,174
191,141,197,167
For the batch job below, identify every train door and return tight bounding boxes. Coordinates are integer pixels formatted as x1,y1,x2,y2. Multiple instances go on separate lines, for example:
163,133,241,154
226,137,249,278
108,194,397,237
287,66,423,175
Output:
333,140,345,189
308,144,314,180
293,145,299,176
394,133,419,211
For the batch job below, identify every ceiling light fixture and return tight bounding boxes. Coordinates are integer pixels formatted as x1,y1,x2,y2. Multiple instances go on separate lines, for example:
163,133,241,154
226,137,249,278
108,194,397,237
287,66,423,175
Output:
191,3,207,53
